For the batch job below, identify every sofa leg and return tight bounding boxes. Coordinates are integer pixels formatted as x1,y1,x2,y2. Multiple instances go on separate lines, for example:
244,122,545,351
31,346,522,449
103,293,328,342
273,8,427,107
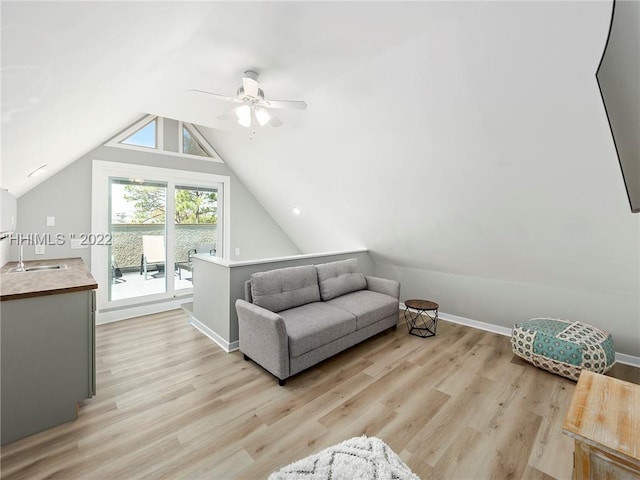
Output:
243,354,250,361
278,378,286,386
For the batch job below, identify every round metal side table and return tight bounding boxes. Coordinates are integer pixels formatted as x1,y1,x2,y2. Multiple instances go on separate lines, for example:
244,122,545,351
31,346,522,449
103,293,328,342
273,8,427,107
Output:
404,299,439,338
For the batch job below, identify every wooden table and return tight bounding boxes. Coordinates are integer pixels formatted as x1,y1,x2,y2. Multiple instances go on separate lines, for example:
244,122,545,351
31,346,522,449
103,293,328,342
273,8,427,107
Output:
562,370,640,479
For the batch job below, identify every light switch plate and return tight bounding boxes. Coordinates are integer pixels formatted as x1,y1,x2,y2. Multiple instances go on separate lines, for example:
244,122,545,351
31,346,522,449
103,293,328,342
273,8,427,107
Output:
235,247,240,256
46,216,55,227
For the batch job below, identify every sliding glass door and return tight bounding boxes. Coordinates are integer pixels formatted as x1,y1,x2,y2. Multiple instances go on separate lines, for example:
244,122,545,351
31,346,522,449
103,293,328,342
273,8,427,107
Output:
109,179,168,301
92,161,230,318
174,185,218,285
108,179,222,302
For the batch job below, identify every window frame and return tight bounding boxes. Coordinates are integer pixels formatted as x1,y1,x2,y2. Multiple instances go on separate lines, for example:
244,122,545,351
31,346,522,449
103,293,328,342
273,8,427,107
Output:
178,122,217,159
105,114,164,152
91,160,230,320
105,116,224,163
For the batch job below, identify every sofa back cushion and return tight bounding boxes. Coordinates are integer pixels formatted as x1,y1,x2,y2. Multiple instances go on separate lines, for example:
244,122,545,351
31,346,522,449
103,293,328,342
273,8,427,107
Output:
316,258,366,301
251,265,320,313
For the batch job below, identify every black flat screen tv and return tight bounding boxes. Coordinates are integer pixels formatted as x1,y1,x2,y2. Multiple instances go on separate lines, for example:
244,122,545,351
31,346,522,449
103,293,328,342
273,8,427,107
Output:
596,0,640,213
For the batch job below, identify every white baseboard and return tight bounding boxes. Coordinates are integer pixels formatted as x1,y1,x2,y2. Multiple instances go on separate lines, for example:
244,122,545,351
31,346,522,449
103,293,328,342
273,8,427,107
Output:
400,303,640,367
96,297,191,325
615,352,640,368
438,311,513,337
189,315,239,353
400,303,512,337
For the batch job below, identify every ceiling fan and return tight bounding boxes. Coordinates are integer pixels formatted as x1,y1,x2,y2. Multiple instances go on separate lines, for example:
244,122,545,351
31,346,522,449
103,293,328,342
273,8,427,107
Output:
190,70,306,129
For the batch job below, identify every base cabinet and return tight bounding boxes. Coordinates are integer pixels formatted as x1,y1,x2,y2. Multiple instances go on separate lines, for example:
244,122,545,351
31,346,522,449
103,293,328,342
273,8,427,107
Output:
563,371,640,480
1,290,96,445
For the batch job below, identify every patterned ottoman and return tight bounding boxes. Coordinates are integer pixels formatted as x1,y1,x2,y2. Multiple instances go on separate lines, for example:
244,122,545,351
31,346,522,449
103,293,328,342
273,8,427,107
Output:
511,318,615,381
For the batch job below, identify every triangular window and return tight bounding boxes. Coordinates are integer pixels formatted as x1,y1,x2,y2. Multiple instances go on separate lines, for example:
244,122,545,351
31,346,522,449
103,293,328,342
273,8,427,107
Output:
182,124,212,157
120,118,157,148
106,116,222,163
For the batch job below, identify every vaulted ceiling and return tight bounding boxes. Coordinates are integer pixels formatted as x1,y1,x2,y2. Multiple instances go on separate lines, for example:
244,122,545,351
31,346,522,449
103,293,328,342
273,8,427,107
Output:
2,1,442,195
2,1,639,355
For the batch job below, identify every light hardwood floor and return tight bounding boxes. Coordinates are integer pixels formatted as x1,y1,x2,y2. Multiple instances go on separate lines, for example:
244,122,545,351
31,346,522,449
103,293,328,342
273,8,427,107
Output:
1,309,637,479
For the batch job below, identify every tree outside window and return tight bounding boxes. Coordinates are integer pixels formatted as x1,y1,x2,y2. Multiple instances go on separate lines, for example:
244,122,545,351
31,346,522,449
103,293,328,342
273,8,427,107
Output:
124,185,217,224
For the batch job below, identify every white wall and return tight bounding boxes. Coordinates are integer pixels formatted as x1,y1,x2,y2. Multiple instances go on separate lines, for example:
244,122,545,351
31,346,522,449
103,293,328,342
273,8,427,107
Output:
0,238,10,267
14,141,300,266
206,1,640,356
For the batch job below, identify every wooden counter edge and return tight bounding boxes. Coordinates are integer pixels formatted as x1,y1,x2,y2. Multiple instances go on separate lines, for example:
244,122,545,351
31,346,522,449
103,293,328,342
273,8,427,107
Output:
1,282,98,301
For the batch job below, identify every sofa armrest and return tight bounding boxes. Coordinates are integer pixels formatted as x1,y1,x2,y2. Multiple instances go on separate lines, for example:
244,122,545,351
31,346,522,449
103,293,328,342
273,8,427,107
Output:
235,299,290,380
365,275,400,300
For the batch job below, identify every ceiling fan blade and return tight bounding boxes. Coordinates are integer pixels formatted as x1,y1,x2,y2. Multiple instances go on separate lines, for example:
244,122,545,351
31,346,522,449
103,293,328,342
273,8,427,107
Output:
216,106,238,120
190,89,239,103
267,112,283,127
242,71,260,98
265,99,307,110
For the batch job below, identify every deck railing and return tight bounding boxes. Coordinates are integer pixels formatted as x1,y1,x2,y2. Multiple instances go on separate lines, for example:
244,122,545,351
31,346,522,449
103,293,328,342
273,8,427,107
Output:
111,224,217,270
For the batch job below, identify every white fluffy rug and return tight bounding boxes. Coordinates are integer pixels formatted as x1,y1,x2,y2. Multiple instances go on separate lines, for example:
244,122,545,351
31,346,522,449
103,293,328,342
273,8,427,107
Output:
269,436,420,480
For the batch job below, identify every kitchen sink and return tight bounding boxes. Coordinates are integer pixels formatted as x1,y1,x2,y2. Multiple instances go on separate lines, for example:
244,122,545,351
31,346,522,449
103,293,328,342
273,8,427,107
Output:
26,265,67,272
8,264,68,273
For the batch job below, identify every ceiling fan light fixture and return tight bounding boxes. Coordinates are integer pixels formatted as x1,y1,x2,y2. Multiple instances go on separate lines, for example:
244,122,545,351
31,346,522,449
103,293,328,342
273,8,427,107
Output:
192,70,306,129
255,108,271,126
236,105,251,127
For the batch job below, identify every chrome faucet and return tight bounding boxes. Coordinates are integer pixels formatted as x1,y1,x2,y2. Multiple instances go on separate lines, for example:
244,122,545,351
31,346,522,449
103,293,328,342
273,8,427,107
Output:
15,243,25,272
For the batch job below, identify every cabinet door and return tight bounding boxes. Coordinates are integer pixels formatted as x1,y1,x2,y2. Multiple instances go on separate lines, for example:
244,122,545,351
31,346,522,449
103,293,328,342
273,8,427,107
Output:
590,449,640,480
1,290,93,444
574,441,640,480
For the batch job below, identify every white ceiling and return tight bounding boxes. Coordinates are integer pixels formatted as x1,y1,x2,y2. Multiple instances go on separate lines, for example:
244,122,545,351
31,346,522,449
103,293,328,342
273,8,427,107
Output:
1,1,443,196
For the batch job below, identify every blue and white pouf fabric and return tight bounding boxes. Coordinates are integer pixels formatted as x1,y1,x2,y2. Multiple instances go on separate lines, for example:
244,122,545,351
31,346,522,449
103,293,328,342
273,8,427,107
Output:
511,318,615,381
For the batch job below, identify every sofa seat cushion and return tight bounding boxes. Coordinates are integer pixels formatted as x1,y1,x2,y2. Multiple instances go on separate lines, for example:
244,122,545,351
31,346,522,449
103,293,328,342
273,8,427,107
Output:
327,290,399,330
280,303,356,358
251,265,321,313
316,258,367,301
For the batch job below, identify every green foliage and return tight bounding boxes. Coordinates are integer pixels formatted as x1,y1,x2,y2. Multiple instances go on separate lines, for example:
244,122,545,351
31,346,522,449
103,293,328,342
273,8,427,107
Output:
123,185,217,224
124,185,166,224
183,127,209,157
175,189,217,224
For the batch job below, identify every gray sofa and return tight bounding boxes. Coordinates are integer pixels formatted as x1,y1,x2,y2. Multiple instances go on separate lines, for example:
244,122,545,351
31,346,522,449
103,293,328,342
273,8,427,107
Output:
235,258,400,385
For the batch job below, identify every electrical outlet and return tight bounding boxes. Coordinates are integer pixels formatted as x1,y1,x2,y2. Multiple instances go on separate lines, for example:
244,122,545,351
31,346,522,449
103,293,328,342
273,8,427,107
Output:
35,245,45,255
46,216,55,227
70,238,87,249
235,247,240,256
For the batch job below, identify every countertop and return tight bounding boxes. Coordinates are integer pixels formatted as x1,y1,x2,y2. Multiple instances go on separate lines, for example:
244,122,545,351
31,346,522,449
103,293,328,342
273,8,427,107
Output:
0,257,98,301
